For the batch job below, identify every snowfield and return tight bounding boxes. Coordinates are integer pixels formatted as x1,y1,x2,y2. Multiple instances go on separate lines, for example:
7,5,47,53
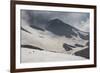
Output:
20,19,89,63
21,47,86,63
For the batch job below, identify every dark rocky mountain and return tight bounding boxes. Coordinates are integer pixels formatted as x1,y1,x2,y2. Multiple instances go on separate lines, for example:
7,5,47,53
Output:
75,44,84,47
46,19,89,39
21,45,44,51
86,41,89,46
46,19,77,38
30,24,45,31
74,47,89,59
21,27,32,34
74,42,90,59
63,43,75,51
78,32,89,40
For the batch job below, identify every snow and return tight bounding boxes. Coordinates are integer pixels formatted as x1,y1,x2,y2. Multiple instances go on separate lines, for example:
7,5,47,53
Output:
21,24,88,54
21,19,89,63
21,48,86,63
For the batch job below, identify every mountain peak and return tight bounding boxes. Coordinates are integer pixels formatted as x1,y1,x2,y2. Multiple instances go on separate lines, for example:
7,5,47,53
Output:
46,18,78,38
46,18,89,40
50,18,61,21
49,18,64,24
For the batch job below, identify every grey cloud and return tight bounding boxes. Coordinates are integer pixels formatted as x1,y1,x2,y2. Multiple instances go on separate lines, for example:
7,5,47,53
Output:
21,10,90,32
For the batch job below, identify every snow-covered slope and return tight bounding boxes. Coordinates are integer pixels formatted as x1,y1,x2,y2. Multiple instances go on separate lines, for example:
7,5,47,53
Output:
21,48,85,63
21,19,89,63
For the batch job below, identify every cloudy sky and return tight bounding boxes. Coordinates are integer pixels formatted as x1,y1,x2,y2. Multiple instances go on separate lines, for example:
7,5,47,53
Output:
21,10,90,32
